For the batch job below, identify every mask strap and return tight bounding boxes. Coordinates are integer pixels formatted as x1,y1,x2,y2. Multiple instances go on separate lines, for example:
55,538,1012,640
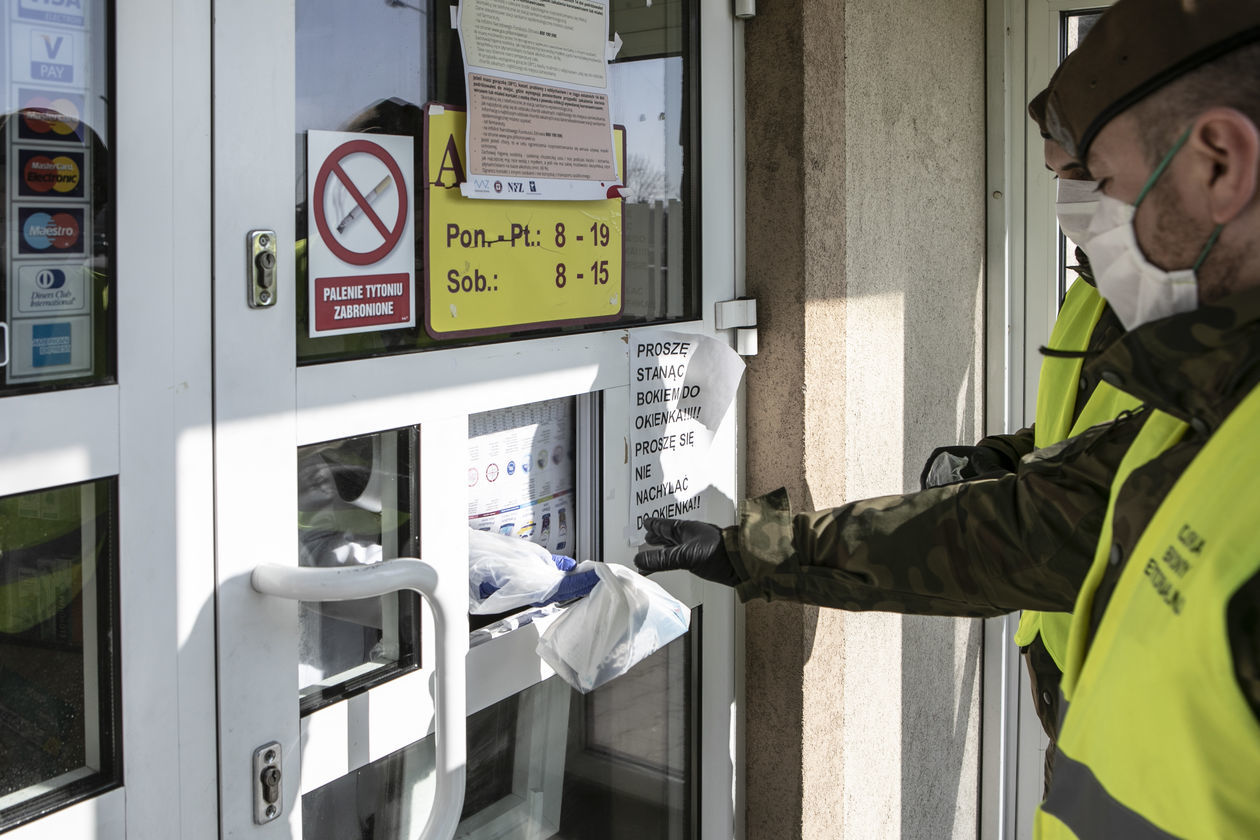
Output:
1193,224,1224,272
1135,125,1194,207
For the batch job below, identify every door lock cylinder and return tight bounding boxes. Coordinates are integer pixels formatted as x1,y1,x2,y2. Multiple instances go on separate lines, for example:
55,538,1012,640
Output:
252,741,283,824
248,230,278,308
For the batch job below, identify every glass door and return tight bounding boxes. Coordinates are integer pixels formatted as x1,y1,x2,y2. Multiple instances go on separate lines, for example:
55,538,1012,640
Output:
0,1,217,838
214,0,744,837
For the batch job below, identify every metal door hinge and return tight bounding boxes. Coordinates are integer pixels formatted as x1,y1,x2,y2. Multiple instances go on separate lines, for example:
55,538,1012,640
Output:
715,298,758,356
734,0,755,18
253,741,283,824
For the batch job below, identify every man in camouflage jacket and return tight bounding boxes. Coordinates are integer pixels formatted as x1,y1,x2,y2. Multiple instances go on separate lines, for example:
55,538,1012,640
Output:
638,275,1260,727
636,0,1260,729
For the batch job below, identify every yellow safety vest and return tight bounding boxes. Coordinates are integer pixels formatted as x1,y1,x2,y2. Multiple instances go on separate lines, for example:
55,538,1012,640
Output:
1036,387,1260,838
1014,278,1139,669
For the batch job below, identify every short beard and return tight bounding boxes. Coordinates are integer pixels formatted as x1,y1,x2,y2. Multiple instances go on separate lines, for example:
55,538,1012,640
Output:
1144,177,1242,303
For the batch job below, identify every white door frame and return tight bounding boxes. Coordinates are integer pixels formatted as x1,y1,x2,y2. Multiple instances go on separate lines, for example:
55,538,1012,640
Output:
213,0,745,837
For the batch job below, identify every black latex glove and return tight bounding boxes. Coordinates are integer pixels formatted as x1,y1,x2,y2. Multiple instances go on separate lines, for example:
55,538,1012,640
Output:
919,444,1011,490
634,518,741,587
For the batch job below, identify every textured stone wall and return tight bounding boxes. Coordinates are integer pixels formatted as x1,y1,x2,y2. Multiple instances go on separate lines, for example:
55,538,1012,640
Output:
743,0,986,836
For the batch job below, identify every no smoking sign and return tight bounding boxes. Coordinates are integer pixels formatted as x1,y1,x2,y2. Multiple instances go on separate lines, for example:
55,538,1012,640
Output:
307,130,416,337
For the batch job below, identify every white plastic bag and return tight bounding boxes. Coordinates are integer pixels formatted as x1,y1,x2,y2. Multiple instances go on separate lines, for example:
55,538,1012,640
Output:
925,450,968,488
536,562,691,693
468,528,589,614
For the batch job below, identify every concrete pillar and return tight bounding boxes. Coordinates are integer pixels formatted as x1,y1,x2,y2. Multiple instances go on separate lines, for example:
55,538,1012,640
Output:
742,0,986,837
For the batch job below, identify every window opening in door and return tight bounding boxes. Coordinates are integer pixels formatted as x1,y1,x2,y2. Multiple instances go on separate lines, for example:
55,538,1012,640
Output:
300,620,698,839
0,0,116,397
294,0,700,365
297,429,422,714
0,479,120,831
467,396,582,635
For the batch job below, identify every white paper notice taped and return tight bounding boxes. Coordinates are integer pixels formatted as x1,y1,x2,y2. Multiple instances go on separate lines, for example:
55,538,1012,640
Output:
628,330,745,543
455,0,622,200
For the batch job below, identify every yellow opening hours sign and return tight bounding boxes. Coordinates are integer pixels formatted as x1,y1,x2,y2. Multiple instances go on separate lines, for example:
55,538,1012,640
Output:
424,105,625,338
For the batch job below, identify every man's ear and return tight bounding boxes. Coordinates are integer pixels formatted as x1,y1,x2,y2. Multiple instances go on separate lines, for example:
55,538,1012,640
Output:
1193,108,1260,224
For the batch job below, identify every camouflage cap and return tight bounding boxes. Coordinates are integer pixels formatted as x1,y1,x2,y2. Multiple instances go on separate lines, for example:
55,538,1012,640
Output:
1044,0,1260,158
1028,50,1079,139
1028,86,1052,138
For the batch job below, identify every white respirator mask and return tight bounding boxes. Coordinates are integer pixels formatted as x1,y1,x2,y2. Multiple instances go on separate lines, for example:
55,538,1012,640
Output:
1054,177,1099,247
1081,126,1223,331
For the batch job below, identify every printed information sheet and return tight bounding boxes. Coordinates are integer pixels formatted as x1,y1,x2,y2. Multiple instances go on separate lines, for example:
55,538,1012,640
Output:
629,331,746,543
468,398,576,556
456,0,621,200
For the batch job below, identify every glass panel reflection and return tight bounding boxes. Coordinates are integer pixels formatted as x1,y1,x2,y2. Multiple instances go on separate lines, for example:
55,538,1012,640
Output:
1,0,115,395
0,479,120,827
294,0,698,365
297,430,421,712
302,619,695,839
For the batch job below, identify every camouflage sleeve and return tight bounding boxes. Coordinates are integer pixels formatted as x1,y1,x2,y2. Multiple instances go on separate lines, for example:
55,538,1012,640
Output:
974,425,1038,469
725,411,1148,617
919,426,1037,489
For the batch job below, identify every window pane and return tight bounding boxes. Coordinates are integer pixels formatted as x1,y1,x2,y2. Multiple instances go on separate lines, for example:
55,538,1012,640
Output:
297,430,421,713
468,397,576,553
302,622,696,839
294,0,698,365
1057,10,1104,305
0,479,120,828
1,1,115,395
1062,11,1102,57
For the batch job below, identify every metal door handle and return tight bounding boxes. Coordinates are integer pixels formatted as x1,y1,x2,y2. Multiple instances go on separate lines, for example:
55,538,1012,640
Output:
251,558,467,840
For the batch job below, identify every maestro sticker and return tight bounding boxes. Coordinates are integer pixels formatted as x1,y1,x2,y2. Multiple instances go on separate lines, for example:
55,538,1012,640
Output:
18,206,85,255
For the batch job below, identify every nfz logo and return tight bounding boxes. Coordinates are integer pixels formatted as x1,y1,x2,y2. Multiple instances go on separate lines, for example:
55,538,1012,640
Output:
36,268,67,289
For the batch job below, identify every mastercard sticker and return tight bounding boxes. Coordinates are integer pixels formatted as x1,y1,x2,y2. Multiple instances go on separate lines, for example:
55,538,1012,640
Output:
16,88,85,142
18,148,85,197
17,206,86,255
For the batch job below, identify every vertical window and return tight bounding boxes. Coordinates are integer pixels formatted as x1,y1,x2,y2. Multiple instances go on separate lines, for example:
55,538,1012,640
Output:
1,1,115,395
1055,10,1104,305
0,480,121,829
297,430,422,713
